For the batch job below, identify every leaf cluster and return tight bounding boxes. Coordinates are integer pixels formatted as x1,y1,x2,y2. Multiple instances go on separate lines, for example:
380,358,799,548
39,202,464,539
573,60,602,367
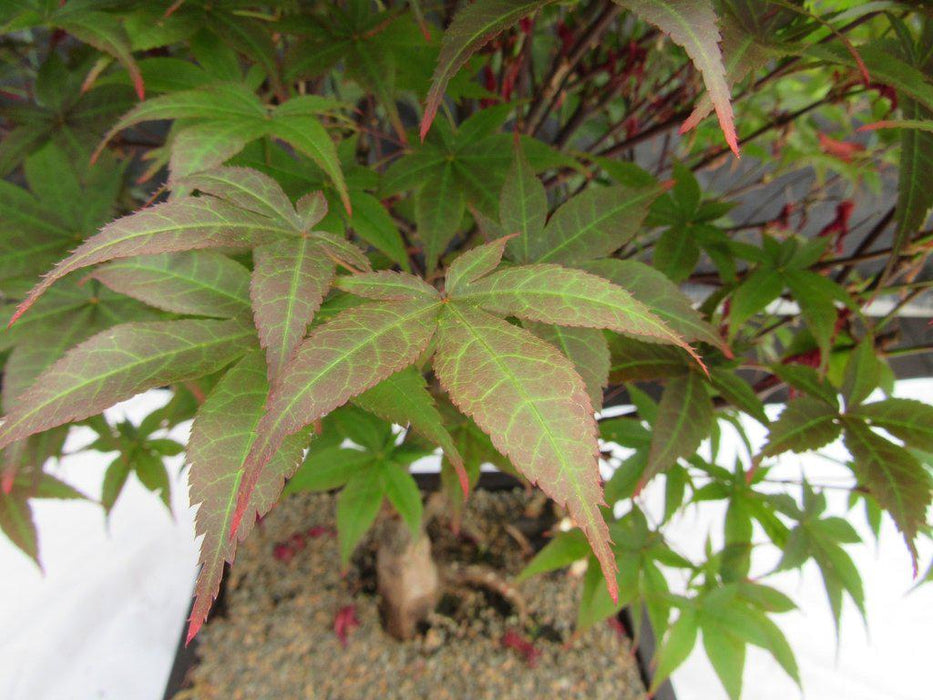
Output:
1,2,932,697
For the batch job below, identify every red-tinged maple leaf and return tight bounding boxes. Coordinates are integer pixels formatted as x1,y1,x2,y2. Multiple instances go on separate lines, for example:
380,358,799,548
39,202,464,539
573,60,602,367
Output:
307,525,335,538
783,349,822,403
501,628,541,667
273,542,295,563
818,133,866,162
868,82,898,111
557,20,574,53
481,65,498,108
501,58,522,101
334,605,360,648
607,616,627,639
773,203,794,231
818,200,855,253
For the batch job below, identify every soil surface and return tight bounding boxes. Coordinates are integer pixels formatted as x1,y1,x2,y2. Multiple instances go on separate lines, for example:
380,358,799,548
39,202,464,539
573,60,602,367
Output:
176,489,647,700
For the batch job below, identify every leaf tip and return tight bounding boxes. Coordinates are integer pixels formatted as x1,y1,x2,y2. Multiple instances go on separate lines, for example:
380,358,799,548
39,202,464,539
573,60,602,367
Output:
722,124,741,158
419,101,438,143
90,141,105,166
8,302,28,328
185,618,203,646
133,71,146,101
453,458,470,499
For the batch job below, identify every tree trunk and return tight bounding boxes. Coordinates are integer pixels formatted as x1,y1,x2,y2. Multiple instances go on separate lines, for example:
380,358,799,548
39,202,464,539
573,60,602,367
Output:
375,517,440,640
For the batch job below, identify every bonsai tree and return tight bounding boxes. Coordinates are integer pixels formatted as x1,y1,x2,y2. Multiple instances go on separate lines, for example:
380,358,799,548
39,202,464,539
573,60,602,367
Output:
2,1,931,696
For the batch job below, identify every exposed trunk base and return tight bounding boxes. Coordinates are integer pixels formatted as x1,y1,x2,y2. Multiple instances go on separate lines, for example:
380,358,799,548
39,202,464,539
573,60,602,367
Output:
376,517,440,640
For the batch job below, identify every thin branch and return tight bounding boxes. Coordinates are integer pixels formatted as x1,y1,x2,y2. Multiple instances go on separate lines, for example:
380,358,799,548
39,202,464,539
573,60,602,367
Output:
525,2,621,136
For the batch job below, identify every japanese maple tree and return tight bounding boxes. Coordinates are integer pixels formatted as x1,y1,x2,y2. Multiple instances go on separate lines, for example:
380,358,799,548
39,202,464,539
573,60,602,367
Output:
1,2,932,697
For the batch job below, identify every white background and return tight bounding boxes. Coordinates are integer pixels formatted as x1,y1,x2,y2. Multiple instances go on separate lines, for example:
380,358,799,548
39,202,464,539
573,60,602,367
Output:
0,381,930,700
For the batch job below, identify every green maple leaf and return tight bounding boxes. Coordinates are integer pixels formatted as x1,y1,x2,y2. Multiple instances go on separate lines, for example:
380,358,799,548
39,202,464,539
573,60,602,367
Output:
759,397,841,460
0,143,123,293
645,372,713,484
842,419,932,569
499,146,547,263
414,161,464,272
354,367,468,495
0,472,86,564
853,398,933,453
421,0,556,139
778,486,866,635
0,53,135,177
96,83,350,209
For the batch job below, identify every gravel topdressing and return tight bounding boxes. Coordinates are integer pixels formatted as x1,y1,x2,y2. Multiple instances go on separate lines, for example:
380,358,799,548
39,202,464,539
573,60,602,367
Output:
178,489,647,700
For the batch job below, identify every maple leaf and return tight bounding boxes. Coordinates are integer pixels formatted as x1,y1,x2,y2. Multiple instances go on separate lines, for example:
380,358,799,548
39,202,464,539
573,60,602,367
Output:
251,237,336,379
95,84,350,209
229,299,442,537
525,323,610,409
842,419,932,571
444,235,514,294
354,368,469,497
334,605,360,648
582,259,728,354
532,183,669,265
501,628,541,667
817,134,866,163
433,303,619,602
0,319,254,452
186,351,310,643
421,1,556,140
336,271,439,302
758,397,841,462
9,197,285,324
613,0,739,156
91,251,252,319
456,263,706,370
853,398,933,453
643,371,713,486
